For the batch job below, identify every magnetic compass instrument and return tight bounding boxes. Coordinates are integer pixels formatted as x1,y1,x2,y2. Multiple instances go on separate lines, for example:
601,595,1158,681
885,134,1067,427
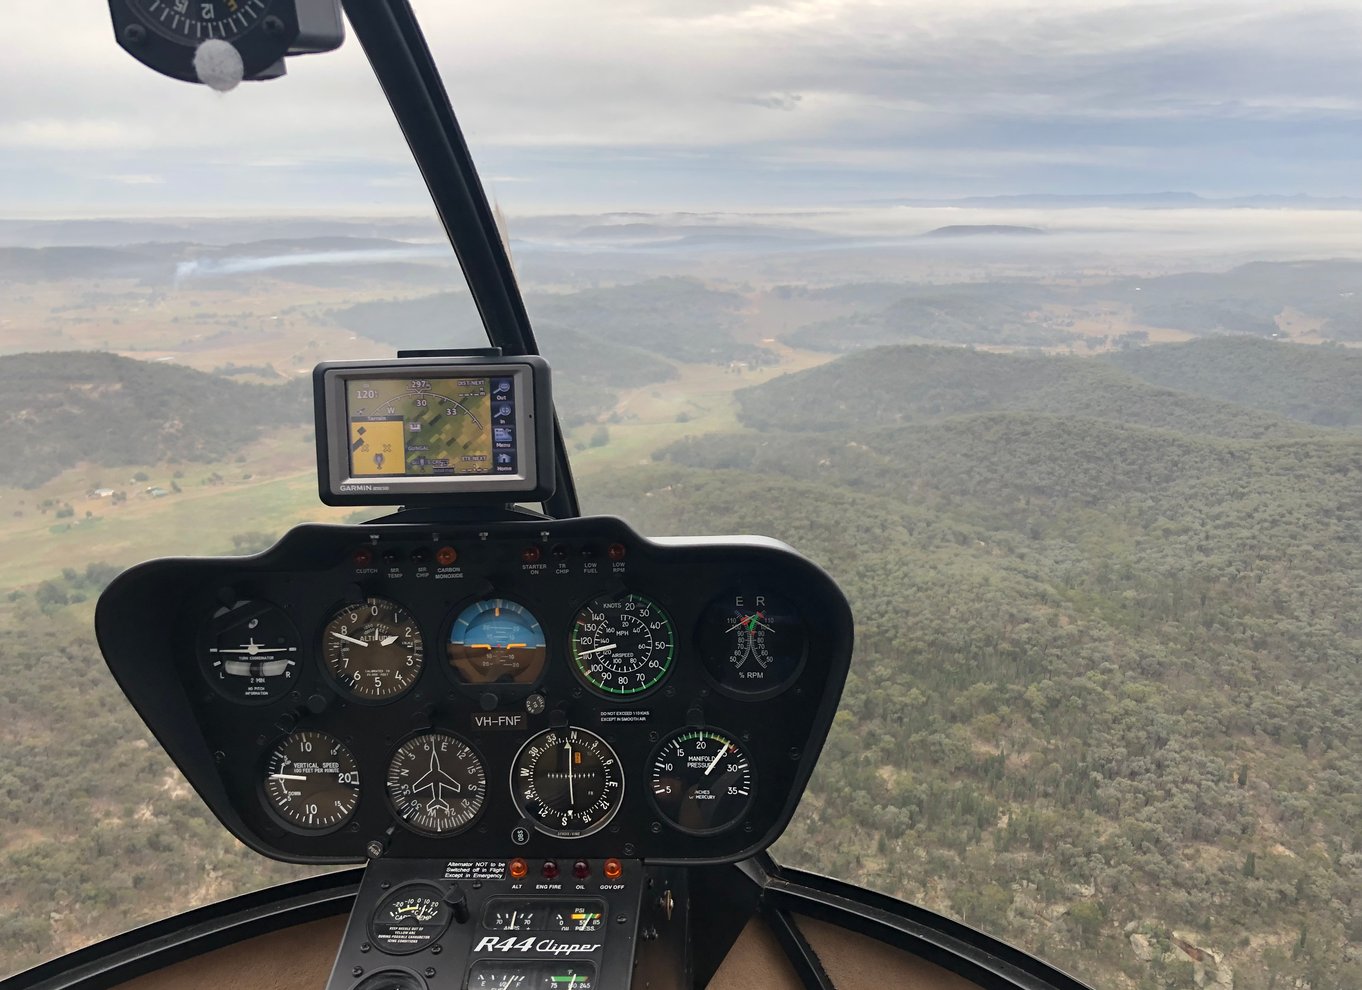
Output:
698,591,807,697
367,882,454,955
263,730,360,831
569,593,674,697
321,596,424,701
650,728,755,835
511,727,623,838
198,599,299,703
109,0,305,84
447,597,547,686
385,732,487,836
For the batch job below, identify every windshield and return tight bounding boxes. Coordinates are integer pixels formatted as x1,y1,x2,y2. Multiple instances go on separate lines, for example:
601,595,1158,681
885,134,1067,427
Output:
4,3,1362,988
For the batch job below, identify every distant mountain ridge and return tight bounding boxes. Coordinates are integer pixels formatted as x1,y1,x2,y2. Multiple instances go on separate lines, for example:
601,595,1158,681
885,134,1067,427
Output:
0,352,308,488
736,343,1322,440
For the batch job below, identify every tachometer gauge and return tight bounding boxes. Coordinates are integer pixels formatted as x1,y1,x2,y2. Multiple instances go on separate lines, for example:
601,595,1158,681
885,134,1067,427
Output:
199,599,299,704
569,593,674,697
511,727,623,838
698,591,806,698
385,732,486,836
650,728,754,835
321,597,424,701
368,882,453,954
263,730,360,832
447,597,547,686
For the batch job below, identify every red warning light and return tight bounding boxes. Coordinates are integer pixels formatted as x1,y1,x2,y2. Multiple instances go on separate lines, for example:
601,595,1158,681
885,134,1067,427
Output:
435,546,458,566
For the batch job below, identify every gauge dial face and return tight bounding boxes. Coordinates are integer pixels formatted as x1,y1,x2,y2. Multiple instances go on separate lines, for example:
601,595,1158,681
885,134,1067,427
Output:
537,964,596,989
321,597,424,701
570,593,675,696
511,727,624,838
698,591,806,697
199,599,299,703
483,899,606,933
131,0,275,43
447,597,547,686
468,963,535,989
368,882,452,955
650,728,755,834
386,732,486,836
263,730,360,831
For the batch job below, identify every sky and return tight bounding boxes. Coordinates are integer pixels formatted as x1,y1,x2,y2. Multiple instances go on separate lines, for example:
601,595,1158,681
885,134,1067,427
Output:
1,1,1360,215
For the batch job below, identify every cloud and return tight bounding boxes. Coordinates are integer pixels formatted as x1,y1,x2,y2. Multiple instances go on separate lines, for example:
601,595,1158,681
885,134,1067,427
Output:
0,0,1360,213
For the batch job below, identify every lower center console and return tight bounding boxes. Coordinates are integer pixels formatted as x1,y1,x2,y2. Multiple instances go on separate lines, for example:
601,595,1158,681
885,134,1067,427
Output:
326,857,688,990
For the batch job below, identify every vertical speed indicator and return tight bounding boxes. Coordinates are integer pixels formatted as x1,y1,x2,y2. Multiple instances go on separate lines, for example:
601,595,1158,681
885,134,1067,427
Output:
263,730,360,832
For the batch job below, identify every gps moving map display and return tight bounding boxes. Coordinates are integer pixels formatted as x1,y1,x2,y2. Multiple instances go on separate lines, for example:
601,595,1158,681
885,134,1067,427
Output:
346,375,515,478
314,356,555,506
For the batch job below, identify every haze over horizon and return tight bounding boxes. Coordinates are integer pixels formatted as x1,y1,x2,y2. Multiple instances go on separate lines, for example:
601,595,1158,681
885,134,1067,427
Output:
1,1,1359,216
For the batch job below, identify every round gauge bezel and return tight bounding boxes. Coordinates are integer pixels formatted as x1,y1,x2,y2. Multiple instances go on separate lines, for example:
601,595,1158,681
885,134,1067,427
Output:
197,598,302,705
259,729,361,835
318,596,426,704
384,730,489,838
509,726,625,839
442,594,550,693
647,726,757,836
367,882,454,955
567,590,676,699
352,970,427,990
695,587,809,701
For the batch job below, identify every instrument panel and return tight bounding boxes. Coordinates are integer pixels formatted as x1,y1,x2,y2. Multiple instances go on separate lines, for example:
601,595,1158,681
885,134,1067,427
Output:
95,516,853,865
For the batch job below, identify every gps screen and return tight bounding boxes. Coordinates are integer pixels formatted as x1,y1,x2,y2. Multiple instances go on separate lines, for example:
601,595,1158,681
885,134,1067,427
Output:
345,375,519,478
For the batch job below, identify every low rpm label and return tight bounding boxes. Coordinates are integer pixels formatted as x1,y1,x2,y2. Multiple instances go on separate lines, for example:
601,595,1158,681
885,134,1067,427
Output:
445,860,507,881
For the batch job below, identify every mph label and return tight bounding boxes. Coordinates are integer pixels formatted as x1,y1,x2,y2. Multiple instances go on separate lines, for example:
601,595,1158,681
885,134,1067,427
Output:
472,936,600,956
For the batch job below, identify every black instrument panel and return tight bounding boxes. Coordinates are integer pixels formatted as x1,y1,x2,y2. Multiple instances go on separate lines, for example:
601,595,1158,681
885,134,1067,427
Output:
95,516,853,865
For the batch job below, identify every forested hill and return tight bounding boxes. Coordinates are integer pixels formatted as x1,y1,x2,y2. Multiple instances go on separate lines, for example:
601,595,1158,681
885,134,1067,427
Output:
604,336,1362,987
1106,337,1362,428
734,343,1323,439
0,352,309,488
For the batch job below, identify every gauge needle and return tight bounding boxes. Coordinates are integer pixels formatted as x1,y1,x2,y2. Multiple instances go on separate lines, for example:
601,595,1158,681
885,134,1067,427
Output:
565,740,575,805
379,634,399,646
269,773,308,781
704,744,729,776
330,632,369,648
575,643,616,657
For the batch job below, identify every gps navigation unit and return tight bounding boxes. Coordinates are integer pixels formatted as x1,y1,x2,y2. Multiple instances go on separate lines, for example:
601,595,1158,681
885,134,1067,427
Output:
314,356,555,506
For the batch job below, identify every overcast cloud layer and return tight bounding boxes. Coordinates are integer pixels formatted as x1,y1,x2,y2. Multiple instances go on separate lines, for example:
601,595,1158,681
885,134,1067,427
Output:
1,1,1359,214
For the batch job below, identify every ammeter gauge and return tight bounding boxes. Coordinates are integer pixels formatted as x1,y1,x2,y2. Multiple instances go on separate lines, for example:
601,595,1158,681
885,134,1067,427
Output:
649,728,755,834
199,599,299,703
569,593,674,697
510,727,624,838
321,597,424,701
263,730,360,832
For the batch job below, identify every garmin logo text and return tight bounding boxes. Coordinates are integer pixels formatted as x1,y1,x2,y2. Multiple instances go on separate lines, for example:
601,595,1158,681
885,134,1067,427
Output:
472,936,598,956
339,484,392,492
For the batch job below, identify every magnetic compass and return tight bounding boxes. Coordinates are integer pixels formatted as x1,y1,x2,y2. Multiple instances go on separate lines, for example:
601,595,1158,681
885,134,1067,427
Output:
110,0,302,84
